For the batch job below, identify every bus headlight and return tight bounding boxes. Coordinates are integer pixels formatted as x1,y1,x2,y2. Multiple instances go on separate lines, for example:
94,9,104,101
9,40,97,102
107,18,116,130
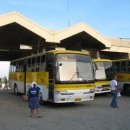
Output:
95,85,103,90
96,85,102,89
90,88,95,93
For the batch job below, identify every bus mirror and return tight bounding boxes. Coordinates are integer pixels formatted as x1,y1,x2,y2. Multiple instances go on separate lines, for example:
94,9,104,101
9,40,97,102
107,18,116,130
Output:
56,63,62,67
59,63,62,66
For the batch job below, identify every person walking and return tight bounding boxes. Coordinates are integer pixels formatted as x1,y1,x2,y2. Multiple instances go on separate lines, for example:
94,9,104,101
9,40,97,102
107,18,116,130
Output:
110,75,119,108
4,77,8,90
28,82,41,118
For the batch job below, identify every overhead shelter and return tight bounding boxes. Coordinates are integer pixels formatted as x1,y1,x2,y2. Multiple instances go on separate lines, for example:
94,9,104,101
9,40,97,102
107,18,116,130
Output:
2,11,127,61
100,37,130,59
0,12,112,61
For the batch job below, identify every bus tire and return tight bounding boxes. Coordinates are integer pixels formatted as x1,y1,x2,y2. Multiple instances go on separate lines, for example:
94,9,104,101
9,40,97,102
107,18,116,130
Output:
39,92,46,105
125,86,130,96
39,92,43,104
123,84,130,96
14,84,18,95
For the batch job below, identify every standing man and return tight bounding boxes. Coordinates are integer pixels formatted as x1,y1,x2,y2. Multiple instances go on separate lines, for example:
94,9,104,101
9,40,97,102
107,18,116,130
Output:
28,82,41,118
110,75,119,108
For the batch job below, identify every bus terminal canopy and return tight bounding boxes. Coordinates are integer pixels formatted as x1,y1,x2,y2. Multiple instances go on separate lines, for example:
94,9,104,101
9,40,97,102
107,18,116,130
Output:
0,12,111,61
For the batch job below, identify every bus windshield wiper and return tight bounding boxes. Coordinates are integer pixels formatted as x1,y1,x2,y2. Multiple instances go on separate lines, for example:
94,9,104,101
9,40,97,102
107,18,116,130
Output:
70,67,86,82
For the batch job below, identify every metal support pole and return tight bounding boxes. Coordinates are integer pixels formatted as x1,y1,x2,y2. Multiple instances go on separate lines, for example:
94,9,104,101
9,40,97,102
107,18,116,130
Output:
24,63,26,94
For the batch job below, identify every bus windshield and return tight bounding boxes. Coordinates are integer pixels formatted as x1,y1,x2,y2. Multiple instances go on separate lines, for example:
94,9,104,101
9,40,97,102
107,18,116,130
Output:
95,61,112,80
55,54,94,83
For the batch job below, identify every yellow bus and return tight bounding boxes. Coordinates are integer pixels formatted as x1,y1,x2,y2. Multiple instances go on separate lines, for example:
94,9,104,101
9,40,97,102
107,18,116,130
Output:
113,59,130,96
93,59,113,94
9,50,95,103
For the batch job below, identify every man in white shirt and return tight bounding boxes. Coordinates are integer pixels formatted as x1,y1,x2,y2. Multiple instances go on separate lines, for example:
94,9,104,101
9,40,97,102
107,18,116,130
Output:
110,75,119,108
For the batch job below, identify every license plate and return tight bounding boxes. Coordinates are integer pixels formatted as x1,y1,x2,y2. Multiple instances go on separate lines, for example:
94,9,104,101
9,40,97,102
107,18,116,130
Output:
104,87,110,90
86,96,92,99
75,98,81,102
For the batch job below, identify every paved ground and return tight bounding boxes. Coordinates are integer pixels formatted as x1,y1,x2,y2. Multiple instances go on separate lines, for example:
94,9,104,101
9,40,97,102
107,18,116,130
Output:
0,89,130,130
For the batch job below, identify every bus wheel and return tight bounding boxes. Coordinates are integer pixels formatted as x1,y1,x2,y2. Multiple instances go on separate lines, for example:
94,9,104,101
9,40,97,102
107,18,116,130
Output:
125,86,130,96
14,84,18,95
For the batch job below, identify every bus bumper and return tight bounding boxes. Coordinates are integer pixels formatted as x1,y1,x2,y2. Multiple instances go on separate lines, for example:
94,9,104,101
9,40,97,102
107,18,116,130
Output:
54,90,95,103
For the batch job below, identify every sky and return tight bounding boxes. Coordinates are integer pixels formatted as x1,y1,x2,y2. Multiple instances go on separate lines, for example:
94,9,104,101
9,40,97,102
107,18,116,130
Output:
0,0,130,78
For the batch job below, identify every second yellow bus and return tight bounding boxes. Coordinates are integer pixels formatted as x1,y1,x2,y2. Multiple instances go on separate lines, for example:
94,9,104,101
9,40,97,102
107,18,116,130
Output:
93,59,113,94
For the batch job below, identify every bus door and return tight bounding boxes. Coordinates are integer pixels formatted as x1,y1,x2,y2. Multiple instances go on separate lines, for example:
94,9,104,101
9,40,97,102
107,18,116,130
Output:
46,53,55,100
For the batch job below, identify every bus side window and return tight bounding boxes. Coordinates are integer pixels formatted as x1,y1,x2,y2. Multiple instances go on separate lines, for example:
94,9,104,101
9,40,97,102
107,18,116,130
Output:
121,61,127,72
10,62,16,72
18,61,21,72
115,62,120,72
36,56,40,66
128,61,130,72
26,59,31,72
36,67,39,72
16,66,18,72
31,57,36,72
36,56,40,72
40,55,46,71
16,61,19,72
46,53,54,69
46,53,54,79
20,60,24,72
31,69,34,72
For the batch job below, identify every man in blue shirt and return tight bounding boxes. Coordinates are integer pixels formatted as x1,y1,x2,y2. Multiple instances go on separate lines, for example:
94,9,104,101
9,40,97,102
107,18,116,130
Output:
28,82,41,118
110,75,119,108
